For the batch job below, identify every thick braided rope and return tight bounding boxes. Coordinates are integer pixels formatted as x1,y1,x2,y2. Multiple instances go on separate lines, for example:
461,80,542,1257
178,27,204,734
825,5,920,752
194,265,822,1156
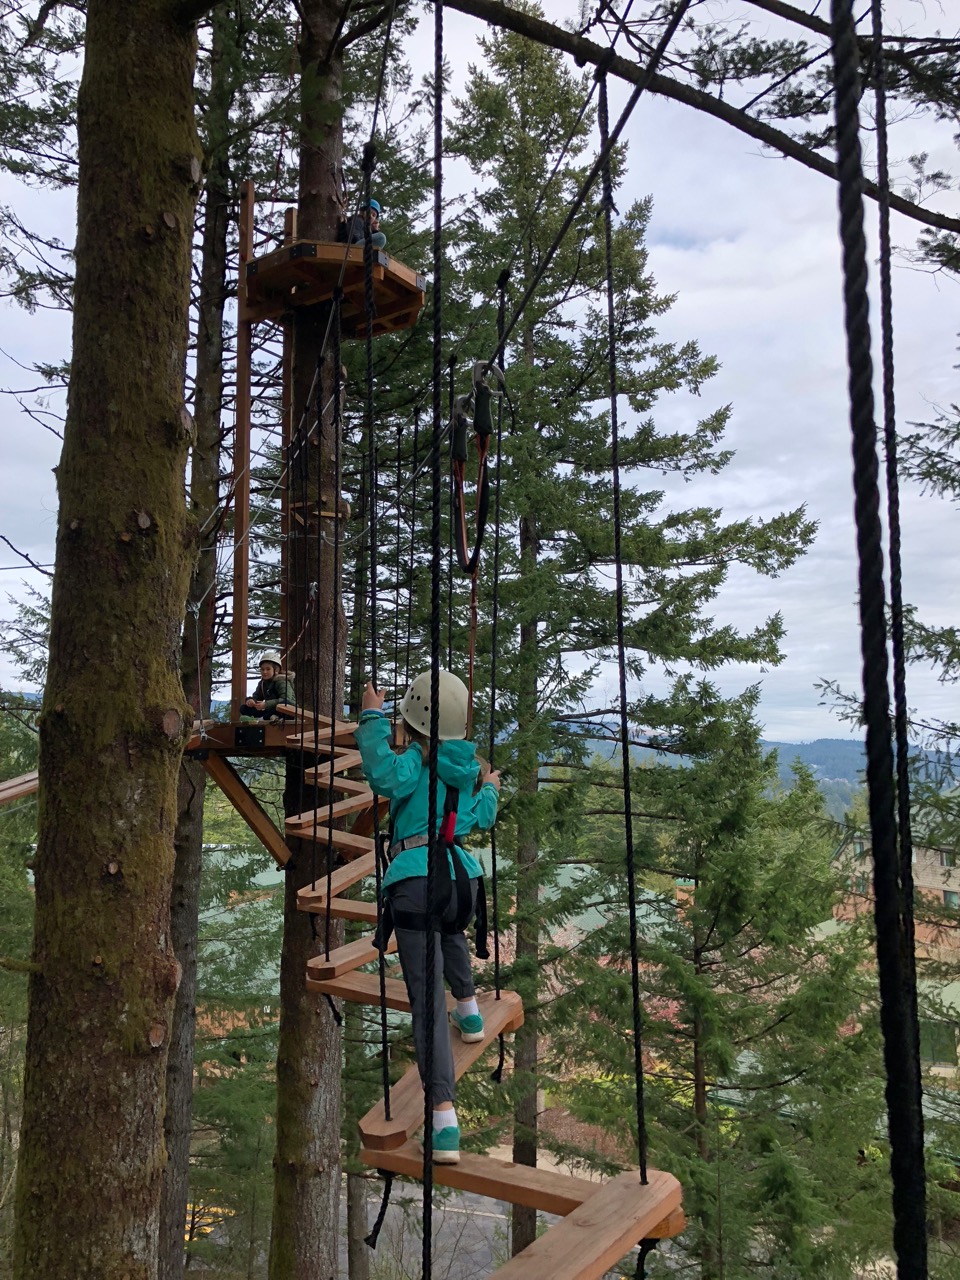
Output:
598,72,648,1184
830,1,927,1272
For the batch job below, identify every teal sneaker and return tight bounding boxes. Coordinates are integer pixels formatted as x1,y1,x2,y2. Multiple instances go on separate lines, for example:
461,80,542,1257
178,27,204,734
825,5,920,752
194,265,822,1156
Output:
430,1125,460,1164
451,1009,484,1043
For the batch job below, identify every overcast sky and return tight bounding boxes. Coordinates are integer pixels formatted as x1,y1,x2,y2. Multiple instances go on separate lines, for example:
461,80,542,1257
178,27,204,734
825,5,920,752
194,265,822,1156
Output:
1,1,958,743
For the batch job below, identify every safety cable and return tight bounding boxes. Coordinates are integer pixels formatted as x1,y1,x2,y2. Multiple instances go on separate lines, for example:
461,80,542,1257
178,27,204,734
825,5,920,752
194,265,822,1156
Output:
829,1,926,1273
597,71,648,1184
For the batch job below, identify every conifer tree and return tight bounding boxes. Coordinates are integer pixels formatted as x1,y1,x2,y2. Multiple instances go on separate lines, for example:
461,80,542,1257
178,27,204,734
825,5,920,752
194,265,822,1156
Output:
443,9,814,1253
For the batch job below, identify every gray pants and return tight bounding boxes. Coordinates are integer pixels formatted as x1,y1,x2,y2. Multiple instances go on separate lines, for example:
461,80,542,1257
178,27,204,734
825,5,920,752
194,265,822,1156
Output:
389,875,478,1108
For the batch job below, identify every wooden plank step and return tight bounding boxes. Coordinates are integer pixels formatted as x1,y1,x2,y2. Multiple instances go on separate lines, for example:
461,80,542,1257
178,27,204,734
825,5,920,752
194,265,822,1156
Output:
288,721,357,748
300,896,378,924
360,990,524,1151
286,792,387,830
298,851,376,905
488,1169,682,1280
202,754,292,867
292,825,375,860
304,750,363,782
360,1141,601,1217
0,771,39,806
306,932,397,980
306,971,455,1014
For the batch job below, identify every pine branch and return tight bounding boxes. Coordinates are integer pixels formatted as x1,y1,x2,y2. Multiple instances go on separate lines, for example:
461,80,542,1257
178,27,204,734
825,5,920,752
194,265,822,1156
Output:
0,956,40,975
445,0,960,235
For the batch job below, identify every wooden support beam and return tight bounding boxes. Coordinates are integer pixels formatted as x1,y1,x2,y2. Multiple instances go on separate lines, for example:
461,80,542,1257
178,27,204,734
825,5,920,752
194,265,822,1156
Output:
298,850,376,904
0,771,39,806
488,1170,682,1280
202,754,291,867
231,178,254,716
360,990,523,1151
305,971,456,1014
306,932,397,980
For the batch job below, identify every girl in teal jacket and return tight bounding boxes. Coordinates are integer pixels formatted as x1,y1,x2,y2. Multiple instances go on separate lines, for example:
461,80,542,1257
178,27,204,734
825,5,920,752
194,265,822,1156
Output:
356,671,500,1164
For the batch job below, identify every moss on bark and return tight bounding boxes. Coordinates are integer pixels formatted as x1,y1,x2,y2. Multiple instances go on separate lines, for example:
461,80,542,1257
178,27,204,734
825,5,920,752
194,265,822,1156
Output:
13,3,204,1276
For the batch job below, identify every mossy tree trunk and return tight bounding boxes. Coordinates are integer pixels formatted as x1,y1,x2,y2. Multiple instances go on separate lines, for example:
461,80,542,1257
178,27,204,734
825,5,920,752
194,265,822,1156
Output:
159,9,236,1275
267,2,346,1276
12,2,213,1276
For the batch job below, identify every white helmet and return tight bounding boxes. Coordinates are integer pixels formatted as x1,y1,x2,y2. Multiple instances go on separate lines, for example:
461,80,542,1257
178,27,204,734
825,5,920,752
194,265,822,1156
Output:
259,651,282,669
399,669,468,741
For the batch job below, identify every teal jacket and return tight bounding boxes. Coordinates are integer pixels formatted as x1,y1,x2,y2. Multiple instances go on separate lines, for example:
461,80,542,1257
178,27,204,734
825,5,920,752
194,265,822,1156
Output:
355,711,498,890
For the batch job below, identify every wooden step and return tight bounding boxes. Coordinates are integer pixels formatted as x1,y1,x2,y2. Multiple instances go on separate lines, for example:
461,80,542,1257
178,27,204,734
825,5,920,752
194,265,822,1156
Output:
0,770,39,806
298,851,376,906
306,932,397,980
202,754,292,867
489,1169,682,1280
360,1141,602,1216
304,750,363,782
306,971,455,1014
292,825,376,860
301,896,378,924
287,721,357,748
286,791,387,830
360,990,524,1151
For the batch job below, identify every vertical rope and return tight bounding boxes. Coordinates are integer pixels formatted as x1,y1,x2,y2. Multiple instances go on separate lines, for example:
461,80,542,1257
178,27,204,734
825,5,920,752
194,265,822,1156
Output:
830,3,926,1272
446,355,457,668
598,71,647,1184
489,270,509,1009
421,4,445,1271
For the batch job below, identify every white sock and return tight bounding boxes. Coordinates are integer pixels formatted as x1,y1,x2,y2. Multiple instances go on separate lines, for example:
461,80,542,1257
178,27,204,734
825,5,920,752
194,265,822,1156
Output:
433,1108,457,1131
456,997,479,1018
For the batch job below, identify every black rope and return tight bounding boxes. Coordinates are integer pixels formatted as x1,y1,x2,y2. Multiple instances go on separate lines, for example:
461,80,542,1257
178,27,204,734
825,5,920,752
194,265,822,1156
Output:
490,0,694,370
829,3,926,1273
598,70,647,1184
420,4,445,1273
364,1170,395,1250
322,295,344,959
634,1239,658,1278
446,354,456,666
869,0,918,938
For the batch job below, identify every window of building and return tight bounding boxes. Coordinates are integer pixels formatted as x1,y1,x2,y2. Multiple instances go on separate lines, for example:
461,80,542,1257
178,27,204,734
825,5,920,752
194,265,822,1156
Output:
919,1020,958,1068
854,840,865,857
944,890,959,910
940,850,957,869
854,874,869,895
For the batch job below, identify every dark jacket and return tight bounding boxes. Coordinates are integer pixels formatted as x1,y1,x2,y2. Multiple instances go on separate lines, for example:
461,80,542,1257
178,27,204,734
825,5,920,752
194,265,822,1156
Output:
250,673,296,715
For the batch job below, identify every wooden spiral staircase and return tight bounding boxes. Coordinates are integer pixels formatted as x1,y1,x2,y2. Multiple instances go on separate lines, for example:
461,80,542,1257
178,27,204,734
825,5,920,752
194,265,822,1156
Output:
186,711,685,1278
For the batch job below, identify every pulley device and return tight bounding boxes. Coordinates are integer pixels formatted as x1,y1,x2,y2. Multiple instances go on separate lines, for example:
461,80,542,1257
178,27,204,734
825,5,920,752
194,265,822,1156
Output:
451,360,505,576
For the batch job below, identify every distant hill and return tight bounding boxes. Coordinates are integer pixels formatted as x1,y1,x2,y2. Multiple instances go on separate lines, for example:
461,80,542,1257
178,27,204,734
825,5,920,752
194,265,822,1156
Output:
760,738,866,786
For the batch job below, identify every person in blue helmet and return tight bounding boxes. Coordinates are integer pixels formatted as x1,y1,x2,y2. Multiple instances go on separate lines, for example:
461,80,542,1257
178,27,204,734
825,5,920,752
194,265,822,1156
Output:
339,197,387,249
355,669,501,1164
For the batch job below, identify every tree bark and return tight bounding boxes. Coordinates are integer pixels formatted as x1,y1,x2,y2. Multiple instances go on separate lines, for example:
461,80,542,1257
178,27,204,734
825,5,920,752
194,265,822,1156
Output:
346,1173,371,1280
267,3,346,1277
12,2,203,1276
159,10,236,1273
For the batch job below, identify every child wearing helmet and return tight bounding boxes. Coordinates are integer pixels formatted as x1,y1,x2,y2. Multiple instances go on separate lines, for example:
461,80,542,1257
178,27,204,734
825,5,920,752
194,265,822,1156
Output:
338,197,387,249
242,652,296,720
355,669,501,1165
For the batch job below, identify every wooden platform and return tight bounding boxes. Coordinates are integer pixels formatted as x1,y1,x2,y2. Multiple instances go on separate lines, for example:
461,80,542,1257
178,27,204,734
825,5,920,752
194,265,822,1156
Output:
243,240,426,336
0,770,39,807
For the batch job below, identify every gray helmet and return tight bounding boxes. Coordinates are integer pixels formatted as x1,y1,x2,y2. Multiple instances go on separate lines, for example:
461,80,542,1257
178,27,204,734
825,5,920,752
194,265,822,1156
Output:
259,651,282,669
399,670,468,741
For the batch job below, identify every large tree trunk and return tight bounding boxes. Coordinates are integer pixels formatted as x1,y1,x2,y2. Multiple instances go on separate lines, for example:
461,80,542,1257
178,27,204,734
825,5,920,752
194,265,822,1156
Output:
159,10,236,1273
12,3,204,1276
267,3,346,1276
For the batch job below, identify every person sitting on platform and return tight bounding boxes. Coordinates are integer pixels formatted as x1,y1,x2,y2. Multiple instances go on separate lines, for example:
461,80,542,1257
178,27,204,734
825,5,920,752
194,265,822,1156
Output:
355,669,501,1165
338,198,387,250
242,651,296,721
